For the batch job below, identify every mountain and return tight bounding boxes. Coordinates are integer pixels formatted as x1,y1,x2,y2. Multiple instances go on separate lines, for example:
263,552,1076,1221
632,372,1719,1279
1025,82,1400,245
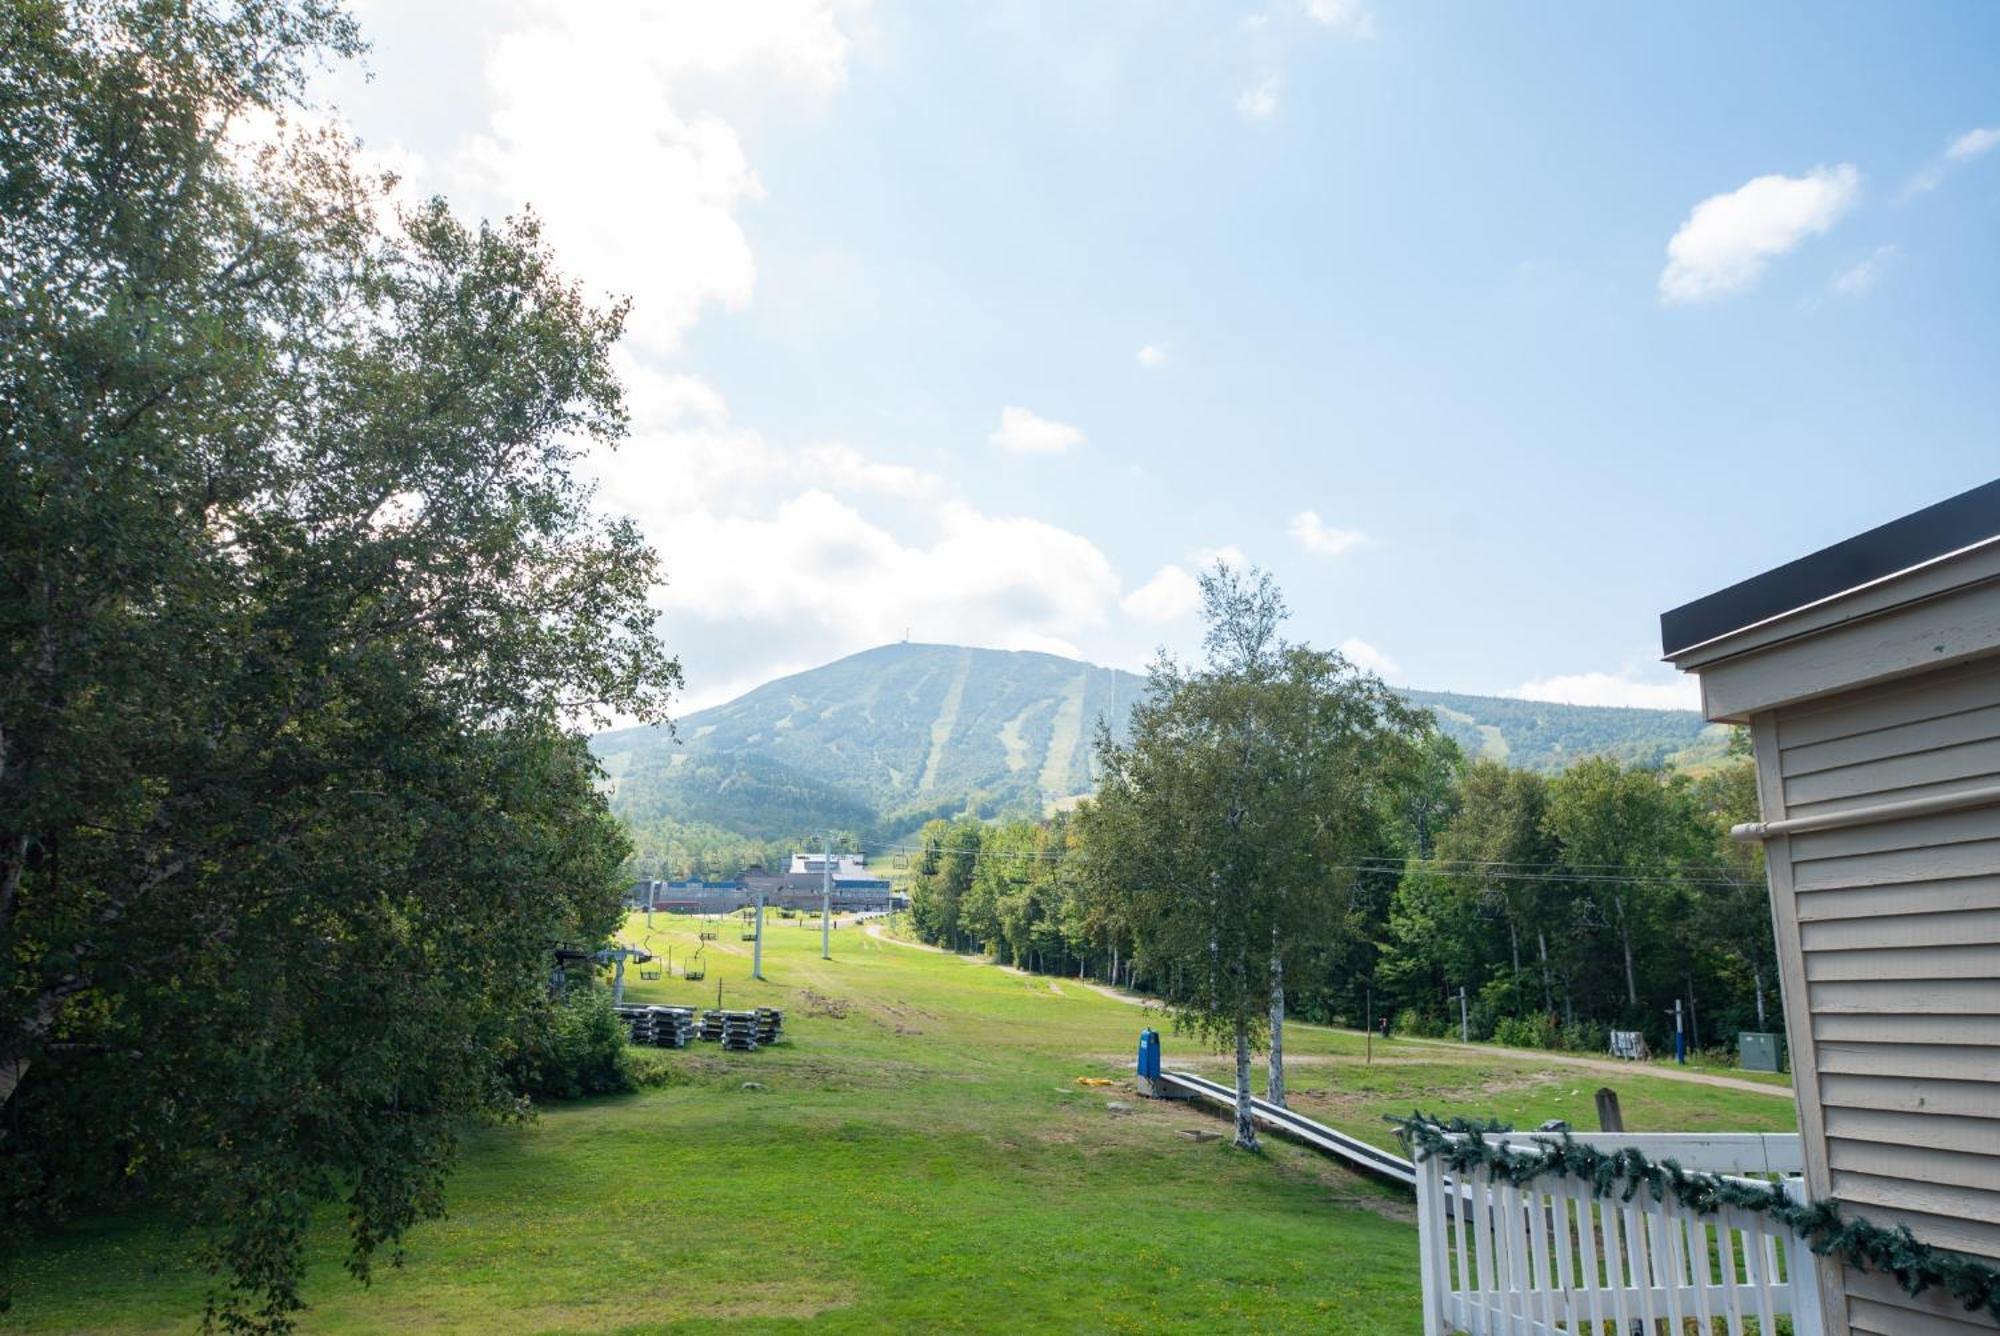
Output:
1405,689,1729,772
592,644,1144,850
592,643,1731,851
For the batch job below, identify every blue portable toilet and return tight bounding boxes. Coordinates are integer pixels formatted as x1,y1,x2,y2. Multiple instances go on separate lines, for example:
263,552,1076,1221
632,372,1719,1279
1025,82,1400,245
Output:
1138,1028,1160,1082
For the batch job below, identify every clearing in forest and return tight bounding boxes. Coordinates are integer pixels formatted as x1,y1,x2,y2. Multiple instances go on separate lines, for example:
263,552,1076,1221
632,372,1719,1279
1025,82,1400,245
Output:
8,914,1795,1334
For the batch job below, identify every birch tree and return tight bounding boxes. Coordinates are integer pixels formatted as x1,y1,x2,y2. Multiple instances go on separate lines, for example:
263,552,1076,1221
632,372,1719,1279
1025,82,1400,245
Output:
1088,564,1430,1141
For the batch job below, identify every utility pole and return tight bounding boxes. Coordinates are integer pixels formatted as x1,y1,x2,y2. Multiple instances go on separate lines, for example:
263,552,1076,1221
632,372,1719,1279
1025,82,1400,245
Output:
1458,985,1469,1044
1673,996,1687,1064
1365,984,1373,1065
821,833,832,961
646,878,656,927
752,888,766,980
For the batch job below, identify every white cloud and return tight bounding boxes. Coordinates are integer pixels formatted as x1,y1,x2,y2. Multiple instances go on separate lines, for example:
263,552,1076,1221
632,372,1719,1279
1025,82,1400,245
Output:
1237,75,1281,121
650,490,1119,652
1906,126,2000,197
1338,637,1397,677
1235,0,1371,125
989,405,1086,454
1136,344,1167,367
1304,0,1376,38
1831,244,1898,298
586,381,1121,712
1947,126,2000,162
338,2,1172,717
1193,544,1250,570
797,443,945,501
444,1,864,356
1658,165,1862,304
1287,511,1367,558
1122,565,1203,623
1511,671,1701,711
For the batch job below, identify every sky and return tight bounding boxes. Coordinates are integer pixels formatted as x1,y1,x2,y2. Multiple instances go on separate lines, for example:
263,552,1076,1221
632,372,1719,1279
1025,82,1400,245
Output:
320,0,2000,714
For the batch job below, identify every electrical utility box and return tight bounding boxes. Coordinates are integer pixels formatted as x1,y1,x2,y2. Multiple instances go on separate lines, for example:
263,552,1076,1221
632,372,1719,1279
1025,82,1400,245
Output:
1737,1031,1782,1073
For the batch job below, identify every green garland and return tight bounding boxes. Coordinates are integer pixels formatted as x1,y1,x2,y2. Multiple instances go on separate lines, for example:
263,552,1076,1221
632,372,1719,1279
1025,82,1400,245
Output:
1393,1113,2000,1324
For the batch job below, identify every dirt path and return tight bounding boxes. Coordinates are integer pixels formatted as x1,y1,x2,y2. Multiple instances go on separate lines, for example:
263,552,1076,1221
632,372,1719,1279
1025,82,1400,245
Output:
1391,1036,1792,1098
869,925,1791,1100
1082,981,1161,1010
864,922,946,952
865,923,1066,993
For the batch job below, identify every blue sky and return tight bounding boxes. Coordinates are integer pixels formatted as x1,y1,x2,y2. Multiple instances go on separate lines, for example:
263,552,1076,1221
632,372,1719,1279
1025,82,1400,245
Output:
326,1,2000,712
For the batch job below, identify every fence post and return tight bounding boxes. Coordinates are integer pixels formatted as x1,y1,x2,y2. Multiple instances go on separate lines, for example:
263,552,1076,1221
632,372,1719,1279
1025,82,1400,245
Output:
1416,1151,1445,1334
1781,1177,1828,1334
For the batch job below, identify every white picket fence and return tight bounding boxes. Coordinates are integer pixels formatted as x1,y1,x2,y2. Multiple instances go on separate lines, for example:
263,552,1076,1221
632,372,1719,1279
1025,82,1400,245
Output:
1414,1131,1824,1335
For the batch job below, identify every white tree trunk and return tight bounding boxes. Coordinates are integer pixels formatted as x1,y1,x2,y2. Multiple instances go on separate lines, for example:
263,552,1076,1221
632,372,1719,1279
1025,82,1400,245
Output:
1267,941,1286,1108
1233,1015,1258,1150
1618,899,1639,1008
1537,929,1553,1013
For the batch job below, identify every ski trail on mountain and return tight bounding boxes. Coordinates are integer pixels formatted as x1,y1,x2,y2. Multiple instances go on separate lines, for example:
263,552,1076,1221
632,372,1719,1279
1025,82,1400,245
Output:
1039,671,1087,801
918,648,970,792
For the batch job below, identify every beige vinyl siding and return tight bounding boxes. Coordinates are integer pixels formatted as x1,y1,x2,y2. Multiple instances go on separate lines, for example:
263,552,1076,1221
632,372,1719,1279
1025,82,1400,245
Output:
1765,657,2000,1329
1846,1267,2000,1336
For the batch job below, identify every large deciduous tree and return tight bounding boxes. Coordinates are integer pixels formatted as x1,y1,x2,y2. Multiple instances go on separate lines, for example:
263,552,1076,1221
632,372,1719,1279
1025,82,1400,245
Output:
1542,757,1708,1017
0,2,675,1327
1087,564,1429,1144
1439,762,1561,1015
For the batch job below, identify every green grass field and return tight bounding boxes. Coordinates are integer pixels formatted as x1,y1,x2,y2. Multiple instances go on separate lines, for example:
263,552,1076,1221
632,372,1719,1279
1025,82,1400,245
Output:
8,912,1796,1333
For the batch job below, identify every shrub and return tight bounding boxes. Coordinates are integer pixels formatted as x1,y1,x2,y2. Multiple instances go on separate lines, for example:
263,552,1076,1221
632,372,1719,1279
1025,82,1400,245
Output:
626,1047,686,1089
1392,1007,1448,1039
1491,1013,1563,1050
509,986,634,1100
1560,1019,1608,1054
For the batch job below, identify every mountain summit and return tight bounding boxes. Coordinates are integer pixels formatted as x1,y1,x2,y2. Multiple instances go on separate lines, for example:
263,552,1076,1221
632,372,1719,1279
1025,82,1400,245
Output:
593,643,1143,843
593,643,1728,850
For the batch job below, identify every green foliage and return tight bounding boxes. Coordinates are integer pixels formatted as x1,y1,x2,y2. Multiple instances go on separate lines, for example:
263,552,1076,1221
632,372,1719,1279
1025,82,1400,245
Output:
610,752,877,861
7,909,1796,1333
1488,1014,1604,1053
1391,1007,1450,1039
907,818,983,949
595,645,1730,856
1490,1014,1559,1050
902,750,1776,1068
1405,690,1729,771
0,4,674,1328
593,643,1144,845
505,988,634,1102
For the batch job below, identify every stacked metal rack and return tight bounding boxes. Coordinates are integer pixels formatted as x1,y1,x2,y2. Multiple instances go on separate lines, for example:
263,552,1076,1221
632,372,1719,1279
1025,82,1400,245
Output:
695,1008,775,1051
718,1011,762,1051
615,1004,696,1049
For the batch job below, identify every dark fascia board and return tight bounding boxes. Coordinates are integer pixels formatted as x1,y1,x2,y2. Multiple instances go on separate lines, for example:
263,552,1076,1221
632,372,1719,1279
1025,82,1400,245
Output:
1661,477,2000,658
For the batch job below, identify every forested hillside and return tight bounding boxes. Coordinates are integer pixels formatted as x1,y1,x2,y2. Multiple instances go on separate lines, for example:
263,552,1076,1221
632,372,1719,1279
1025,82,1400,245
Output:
1407,689,1730,771
594,644,1730,876
593,644,1142,874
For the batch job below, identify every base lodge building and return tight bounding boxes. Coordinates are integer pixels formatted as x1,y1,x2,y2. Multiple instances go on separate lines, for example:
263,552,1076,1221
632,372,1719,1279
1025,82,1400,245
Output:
631,852,899,914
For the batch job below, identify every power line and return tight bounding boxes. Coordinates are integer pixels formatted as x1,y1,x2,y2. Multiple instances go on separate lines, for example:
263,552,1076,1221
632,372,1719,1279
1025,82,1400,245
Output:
859,840,1760,889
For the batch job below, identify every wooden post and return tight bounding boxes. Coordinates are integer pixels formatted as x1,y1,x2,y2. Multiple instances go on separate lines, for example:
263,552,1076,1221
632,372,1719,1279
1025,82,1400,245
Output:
1595,1087,1625,1133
